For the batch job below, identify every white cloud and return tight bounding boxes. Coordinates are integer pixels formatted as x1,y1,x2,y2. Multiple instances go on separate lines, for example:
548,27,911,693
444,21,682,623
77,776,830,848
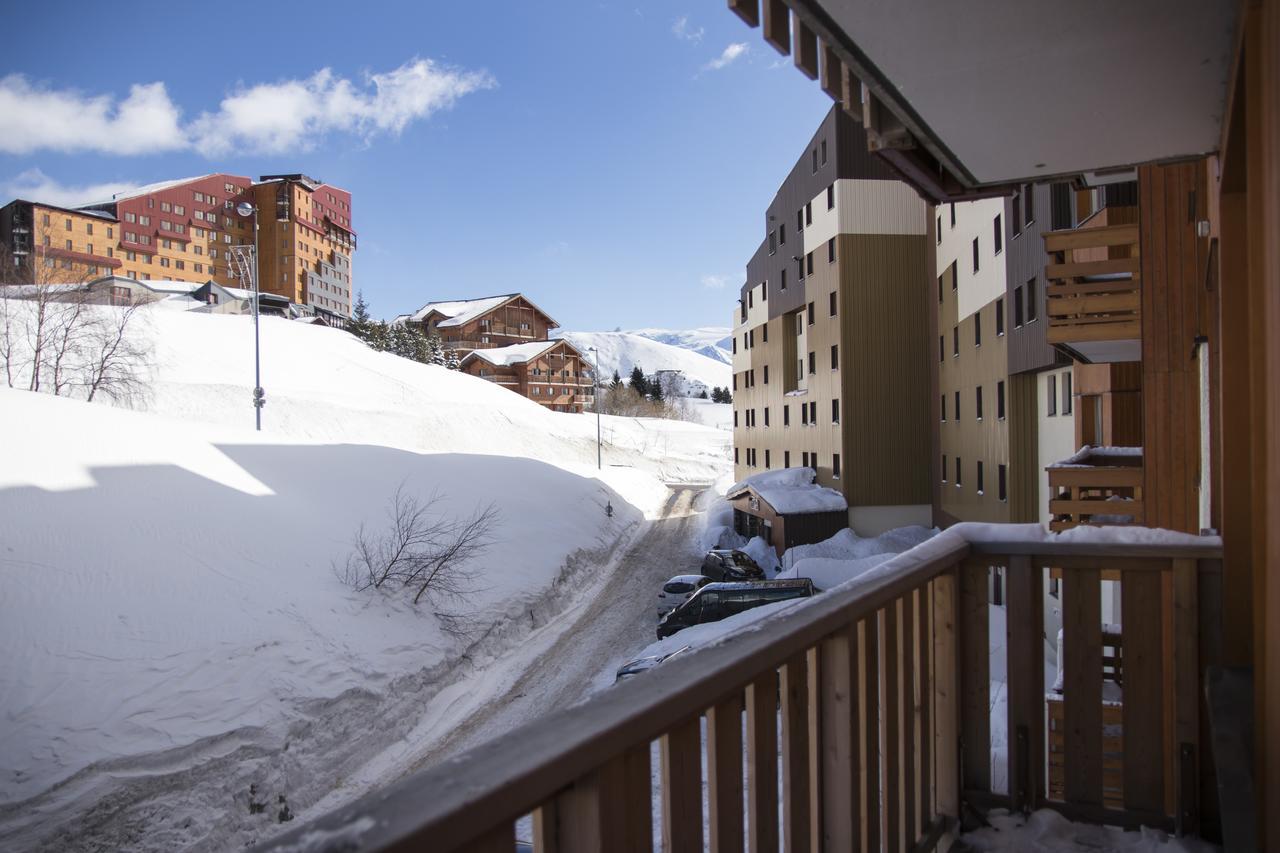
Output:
672,15,704,42
1,168,141,208
701,274,731,289
703,43,748,71
0,58,495,159
0,76,186,156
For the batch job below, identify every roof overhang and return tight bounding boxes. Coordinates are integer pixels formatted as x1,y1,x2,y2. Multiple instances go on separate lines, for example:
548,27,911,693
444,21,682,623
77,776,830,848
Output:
733,0,1237,200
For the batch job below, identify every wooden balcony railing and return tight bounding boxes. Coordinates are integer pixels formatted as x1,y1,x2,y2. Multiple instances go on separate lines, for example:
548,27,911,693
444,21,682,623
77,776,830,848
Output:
255,527,1221,853
1048,446,1145,531
1043,223,1141,355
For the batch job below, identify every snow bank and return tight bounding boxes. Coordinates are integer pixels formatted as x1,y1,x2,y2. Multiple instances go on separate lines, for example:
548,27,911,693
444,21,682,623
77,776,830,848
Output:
963,807,1219,852
780,554,896,590
782,525,937,568
739,536,780,573
559,330,731,395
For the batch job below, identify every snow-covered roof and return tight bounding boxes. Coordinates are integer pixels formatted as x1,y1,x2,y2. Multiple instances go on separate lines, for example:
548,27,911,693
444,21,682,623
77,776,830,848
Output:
408,295,512,325
1048,445,1144,468
726,468,848,515
81,174,217,208
464,340,559,367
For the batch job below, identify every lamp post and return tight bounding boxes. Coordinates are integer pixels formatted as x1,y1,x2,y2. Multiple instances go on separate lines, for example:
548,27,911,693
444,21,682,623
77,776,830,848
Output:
588,346,601,470
235,200,264,431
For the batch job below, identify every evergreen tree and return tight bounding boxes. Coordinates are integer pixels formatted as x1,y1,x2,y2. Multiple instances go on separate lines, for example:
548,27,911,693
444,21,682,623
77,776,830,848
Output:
722,388,732,404
410,326,431,363
367,321,391,352
350,291,371,341
699,389,709,400
629,365,648,396
445,347,461,370
649,377,664,403
428,334,446,366
610,369,623,390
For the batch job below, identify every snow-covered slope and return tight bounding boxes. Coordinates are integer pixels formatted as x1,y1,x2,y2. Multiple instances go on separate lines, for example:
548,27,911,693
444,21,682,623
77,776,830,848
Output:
0,305,730,848
625,326,732,365
560,330,732,394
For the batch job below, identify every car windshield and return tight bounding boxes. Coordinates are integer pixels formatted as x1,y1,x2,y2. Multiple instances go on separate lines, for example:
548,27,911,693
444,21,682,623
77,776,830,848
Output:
664,581,693,594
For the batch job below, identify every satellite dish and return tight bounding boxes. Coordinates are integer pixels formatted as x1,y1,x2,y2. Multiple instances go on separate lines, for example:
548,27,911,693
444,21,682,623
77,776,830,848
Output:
235,201,254,218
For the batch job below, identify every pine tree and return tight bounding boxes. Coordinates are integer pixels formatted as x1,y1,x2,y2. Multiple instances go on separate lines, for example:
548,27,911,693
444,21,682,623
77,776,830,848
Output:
428,334,446,366
610,370,623,390
410,327,431,363
445,347,461,370
350,291,371,341
722,388,732,404
649,377,664,403
629,365,648,396
367,321,391,352
699,389,709,399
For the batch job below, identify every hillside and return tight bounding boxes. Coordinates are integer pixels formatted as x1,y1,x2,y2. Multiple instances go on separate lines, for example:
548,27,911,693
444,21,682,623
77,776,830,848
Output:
0,303,730,850
626,326,732,365
559,329,732,395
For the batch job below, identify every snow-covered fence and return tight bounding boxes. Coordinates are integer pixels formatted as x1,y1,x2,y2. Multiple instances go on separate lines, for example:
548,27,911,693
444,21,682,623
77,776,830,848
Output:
254,527,1222,852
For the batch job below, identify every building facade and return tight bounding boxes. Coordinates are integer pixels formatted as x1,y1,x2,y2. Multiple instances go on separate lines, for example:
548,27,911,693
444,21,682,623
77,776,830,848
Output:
731,106,934,537
0,200,122,282
402,294,558,355
460,339,594,413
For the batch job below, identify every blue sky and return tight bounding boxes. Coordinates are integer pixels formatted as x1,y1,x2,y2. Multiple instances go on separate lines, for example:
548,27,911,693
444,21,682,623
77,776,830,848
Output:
1,1,833,330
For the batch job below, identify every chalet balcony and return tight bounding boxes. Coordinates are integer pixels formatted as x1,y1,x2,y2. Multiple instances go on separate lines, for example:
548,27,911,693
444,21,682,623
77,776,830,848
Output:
1048,446,1145,532
1043,222,1141,363
257,526,1222,853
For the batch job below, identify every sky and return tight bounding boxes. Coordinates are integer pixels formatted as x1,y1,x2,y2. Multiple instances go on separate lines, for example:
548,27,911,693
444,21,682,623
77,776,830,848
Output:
0,0,834,330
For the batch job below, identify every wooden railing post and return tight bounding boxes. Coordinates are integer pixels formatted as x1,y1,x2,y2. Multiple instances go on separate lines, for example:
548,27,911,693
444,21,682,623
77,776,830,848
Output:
861,617,882,853
781,653,812,853
1121,569,1165,816
746,671,780,853
959,561,992,795
541,746,654,853
933,572,960,842
819,623,860,851
662,717,704,852
1006,555,1045,813
1062,567,1104,807
1172,558,1201,835
708,693,745,852
882,599,903,852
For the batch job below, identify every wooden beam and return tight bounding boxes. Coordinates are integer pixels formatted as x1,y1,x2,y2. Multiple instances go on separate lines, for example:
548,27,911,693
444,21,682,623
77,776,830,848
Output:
933,573,960,844
746,672,779,853
708,694,745,852
791,13,818,79
960,561,991,793
662,717,704,852
819,43,843,101
1062,568,1103,806
1006,555,1045,812
781,653,811,853
1121,570,1166,814
1172,558,1201,835
762,0,790,55
819,624,859,850
882,601,902,850
727,0,759,28
861,616,882,852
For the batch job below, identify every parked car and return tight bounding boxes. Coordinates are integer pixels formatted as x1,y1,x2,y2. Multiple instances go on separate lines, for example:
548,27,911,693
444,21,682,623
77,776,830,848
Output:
700,549,765,581
613,645,692,682
656,579,816,639
657,574,712,618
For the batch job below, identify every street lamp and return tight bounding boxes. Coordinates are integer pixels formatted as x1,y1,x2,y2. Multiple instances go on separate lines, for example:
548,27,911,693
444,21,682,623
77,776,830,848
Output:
235,200,264,431
588,346,601,470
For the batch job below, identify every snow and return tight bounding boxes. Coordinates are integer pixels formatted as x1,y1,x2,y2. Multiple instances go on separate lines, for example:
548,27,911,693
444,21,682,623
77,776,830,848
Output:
0,304,731,838
727,466,816,494
405,294,512,325
775,525,938,588
80,174,216,207
1048,444,1145,468
962,808,1219,853
624,598,806,664
949,521,1220,549
726,467,847,515
463,340,557,366
684,399,733,430
559,330,732,395
623,326,733,365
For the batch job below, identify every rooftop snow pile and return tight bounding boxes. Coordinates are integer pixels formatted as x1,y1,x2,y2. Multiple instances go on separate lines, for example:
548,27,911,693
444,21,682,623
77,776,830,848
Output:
407,294,513,325
1048,445,1144,468
777,525,939,588
466,340,557,366
726,467,848,515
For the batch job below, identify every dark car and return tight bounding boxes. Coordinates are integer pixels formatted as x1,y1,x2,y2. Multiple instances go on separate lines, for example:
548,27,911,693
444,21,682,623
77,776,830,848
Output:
700,549,765,581
613,645,692,682
656,579,815,639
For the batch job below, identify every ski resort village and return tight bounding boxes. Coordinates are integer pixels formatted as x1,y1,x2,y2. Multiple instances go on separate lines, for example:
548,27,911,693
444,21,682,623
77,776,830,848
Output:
1,3,1277,852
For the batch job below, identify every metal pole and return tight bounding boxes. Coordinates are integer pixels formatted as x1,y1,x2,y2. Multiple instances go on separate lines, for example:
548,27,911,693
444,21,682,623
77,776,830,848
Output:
592,348,601,470
252,214,262,431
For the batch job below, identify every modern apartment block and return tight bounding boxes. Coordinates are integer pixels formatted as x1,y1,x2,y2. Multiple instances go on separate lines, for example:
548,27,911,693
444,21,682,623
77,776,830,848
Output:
460,339,594,413
0,199,122,281
2,172,356,319
400,294,558,355
731,105,934,537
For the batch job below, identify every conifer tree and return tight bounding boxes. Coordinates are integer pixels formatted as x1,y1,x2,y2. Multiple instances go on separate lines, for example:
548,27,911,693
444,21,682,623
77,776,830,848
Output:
350,291,371,341
428,334,446,366
649,377,664,403
610,369,623,390
629,365,648,396
445,347,461,370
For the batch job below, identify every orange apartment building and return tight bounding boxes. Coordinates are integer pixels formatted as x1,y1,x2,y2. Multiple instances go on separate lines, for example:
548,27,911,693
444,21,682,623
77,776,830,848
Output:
460,339,595,413
0,200,124,282
401,293,558,354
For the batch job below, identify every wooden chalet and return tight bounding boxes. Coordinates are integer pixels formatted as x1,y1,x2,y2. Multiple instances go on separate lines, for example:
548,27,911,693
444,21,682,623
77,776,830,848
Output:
460,339,595,413
402,293,558,356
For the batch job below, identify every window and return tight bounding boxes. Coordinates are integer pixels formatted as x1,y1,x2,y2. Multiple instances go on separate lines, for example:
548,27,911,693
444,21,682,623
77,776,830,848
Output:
139,215,150,226
1012,195,1022,237
797,210,804,232
763,365,769,384
780,224,786,245
996,297,1005,335
1048,374,1058,415
126,212,136,223
941,394,947,421
765,449,771,469
808,351,816,374
735,448,740,464
937,215,942,243
1014,286,1025,327
160,257,170,268
1023,183,1035,228
808,302,815,325
784,451,791,467
805,202,812,226
828,293,837,319
802,451,810,468
827,184,835,209
764,408,770,426
86,222,93,235
998,464,1008,501
801,403,809,425
938,272,944,303
827,238,836,263
939,335,945,363
974,310,982,347
993,214,1003,254
976,385,984,420
942,455,948,482
781,268,787,290
1026,277,1038,322
769,231,776,255
830,344,839,370
64,218,71,229
809,401,817,424
820,139,827,165
831,399,840,423
161,202,171,212
953,326,959,357
950,204,956,228
64,239,72,250
174,205,184,215
797,257,804,280
86,243,93,254
42,213,50,226
972,237,980,272
805,252,813,276
951,260,958,290
811,149,818,173
997,380,1006,419
977,461,985,495
954,390,961,421
762,323,768,343
832,453,840,479
956,457,963,486
734,410,739,428
783,405,790,426
1063,371,1073,414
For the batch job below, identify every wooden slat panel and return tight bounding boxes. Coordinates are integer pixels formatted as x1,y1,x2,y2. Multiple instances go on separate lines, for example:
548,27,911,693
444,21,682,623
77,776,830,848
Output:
901,591,918,842
1006,556,1044,812
806,646,821,851
1046,257,1141,279
1048,499,1146,519
708,694,745,853
1050,291,1141,315
918,583,934,829
882,601,903,852
819,624,859,851
933,574,960,839
533,800,559,853
551,746,654,853
791,12,818,79
1043,224,1139,251
861,617,881,852
1047,321,1142,343
462,823,516,853
762,0,789,55
960,561,991,792
1062,568,1103,806
1121,570,1166,814
1172,558,1200,835
662,716,704,852
1047,468,1144,489
727,0,760,28
746,672,779,853
781,653,811,853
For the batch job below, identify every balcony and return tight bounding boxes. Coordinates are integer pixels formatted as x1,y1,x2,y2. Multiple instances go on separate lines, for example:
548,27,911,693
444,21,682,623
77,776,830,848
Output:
1043,223,1141,363
1047,446,1144,532
257,527,1221,853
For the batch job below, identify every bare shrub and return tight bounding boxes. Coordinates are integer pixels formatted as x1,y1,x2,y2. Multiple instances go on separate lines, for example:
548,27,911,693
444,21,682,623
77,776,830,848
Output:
340,485,500,619
81,299,152,404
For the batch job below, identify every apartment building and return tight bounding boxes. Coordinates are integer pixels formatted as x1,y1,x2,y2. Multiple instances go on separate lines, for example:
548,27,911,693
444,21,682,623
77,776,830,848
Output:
0,200,122,281
460,339,594,413
401,293,557,355
731,105,933,538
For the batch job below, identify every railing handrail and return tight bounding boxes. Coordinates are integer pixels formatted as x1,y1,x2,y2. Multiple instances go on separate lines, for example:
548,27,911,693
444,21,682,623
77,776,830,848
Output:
254,529,1222,852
